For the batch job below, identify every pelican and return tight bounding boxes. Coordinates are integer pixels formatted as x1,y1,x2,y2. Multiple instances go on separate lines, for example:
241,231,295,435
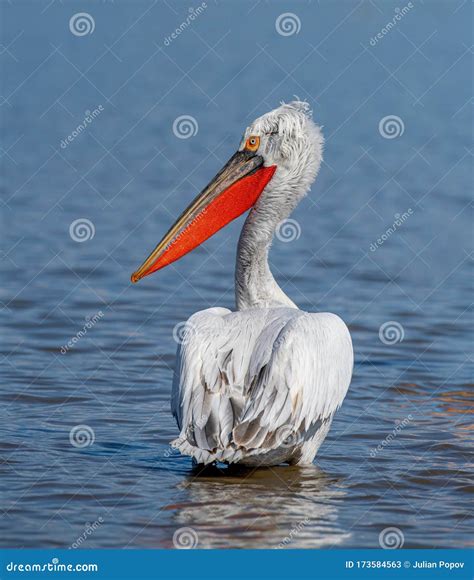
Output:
131,101,353,466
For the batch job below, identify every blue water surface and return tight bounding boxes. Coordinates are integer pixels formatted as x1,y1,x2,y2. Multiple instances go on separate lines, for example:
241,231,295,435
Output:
0,0,472,549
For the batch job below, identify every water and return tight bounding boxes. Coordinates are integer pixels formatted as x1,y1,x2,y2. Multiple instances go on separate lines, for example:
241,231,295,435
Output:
1,1,472,549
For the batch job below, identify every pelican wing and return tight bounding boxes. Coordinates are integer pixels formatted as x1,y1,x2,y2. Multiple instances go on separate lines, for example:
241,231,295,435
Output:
233,312,353,451
171,308,353,464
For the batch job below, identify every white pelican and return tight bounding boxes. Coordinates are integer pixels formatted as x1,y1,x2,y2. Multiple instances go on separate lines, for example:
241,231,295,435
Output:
132,101,353,466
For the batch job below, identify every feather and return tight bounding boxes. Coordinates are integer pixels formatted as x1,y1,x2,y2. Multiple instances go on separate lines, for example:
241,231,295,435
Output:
171,308,353,466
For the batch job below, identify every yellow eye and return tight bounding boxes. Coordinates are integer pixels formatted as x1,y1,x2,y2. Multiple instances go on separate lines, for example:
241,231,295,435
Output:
245,135,260,152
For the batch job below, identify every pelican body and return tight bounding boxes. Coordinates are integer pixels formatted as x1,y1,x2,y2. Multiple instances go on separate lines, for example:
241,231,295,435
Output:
132,102,353,466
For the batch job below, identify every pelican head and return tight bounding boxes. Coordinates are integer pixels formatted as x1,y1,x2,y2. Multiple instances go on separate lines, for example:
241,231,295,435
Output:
131,100,323,282
242,100,323,208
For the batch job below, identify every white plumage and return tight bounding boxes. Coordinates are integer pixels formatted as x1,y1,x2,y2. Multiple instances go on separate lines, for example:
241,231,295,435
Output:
171,307,352,466
169,101,354,466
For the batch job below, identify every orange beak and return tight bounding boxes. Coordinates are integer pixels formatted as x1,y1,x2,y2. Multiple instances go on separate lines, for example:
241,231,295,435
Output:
131,150,276,283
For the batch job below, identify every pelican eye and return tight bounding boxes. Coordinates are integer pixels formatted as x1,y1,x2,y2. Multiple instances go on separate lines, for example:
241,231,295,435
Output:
245,135,260,152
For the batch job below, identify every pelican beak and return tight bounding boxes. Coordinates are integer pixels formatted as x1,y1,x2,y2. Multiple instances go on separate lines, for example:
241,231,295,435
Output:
131,150,276,282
